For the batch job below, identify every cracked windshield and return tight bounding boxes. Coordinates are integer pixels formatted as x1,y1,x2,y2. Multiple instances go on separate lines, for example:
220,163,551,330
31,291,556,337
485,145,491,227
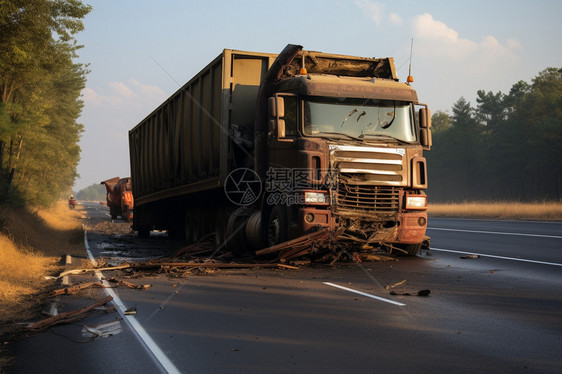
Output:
304,98,417,142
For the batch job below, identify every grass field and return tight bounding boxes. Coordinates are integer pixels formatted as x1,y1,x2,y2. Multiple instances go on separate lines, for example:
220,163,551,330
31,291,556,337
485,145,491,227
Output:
0,201,85,328
428,201,562,221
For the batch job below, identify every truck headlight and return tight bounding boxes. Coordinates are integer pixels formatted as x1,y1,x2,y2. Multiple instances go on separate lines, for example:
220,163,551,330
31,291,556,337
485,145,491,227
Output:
405,195,427,210
304,191,329,204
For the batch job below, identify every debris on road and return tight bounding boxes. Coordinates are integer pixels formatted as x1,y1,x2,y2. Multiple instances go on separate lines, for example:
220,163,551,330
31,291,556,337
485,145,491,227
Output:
389,289,431,297
50,279,152,296
124,307,137,315
82,319,123,338
27,296,114,331
255,230,332,261
460,254,480,259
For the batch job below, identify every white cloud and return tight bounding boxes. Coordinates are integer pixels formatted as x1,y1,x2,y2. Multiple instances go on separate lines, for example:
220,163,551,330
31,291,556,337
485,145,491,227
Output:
413,13,477,60
110,81,133,98
81,80,166,110
389,13,403,26
356,0,384,26
507,38,522,50
412,13,519,65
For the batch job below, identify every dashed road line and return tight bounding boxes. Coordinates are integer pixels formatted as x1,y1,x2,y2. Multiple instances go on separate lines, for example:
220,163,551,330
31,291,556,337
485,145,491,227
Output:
427,227,562,239
323,282,406,306
430,247,562,267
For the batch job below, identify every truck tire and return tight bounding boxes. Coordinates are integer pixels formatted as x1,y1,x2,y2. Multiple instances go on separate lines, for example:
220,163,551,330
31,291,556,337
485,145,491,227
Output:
138,226,150,238
267,205,287,247
225,207,252,257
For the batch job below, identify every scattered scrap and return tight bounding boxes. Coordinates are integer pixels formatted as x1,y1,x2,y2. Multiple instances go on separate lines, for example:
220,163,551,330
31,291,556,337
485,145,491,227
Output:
389,289,431,297
82,319,123,338
27,296,114,331
256,230,332,260
51,278,151,296
460,254,480,259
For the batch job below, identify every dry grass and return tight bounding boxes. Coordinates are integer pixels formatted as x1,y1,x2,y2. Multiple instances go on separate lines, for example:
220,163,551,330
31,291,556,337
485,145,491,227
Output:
0,200,85,327
0,236,58,321
428,201,562,221
34,201,83,231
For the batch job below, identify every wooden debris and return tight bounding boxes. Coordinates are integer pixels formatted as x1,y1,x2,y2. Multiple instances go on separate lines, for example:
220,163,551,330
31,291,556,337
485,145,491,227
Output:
55,264,131,279
355,253,398,262
390,289,431,297
51,281,108,296
108,278,152,289
27,296,114,330
256,230,330,260
50,279,151,296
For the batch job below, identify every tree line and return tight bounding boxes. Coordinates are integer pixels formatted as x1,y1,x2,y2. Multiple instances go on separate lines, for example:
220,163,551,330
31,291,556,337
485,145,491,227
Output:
0,0,91,206
427,67,562,202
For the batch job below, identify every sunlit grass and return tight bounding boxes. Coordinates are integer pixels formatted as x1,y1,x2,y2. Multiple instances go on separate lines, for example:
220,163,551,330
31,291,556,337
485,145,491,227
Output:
428,201,562,221
0,200,84,323
0,235,57,321
34,200,83,231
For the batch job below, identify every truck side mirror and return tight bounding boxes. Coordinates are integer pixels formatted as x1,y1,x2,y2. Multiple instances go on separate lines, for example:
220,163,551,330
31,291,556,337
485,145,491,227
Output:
420,128,432,150
419,106,432,150
268,96,286,139
268,97,285,118
277,119,286,138
419,107,431,129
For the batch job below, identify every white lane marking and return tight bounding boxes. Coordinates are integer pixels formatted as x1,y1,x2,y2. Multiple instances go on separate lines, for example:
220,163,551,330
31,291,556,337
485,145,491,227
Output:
84,231,181,374
428,227,562,239
430,247,562,267
323,282,406,306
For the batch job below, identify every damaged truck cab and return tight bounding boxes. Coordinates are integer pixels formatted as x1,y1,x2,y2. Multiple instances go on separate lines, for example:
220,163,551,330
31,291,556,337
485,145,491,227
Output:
254,45,432,255
129,44,431,256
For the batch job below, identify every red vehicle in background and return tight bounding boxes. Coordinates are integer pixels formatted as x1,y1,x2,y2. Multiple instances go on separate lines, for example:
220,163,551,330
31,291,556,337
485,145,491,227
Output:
100,177,134,221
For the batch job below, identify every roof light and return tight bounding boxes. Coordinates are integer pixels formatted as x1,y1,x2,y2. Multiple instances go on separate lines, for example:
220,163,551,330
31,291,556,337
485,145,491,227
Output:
300,67,307,75
407,75,414,83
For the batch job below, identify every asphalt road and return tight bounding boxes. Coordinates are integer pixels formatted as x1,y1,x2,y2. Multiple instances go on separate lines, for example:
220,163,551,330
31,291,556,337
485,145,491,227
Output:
11,204,562,373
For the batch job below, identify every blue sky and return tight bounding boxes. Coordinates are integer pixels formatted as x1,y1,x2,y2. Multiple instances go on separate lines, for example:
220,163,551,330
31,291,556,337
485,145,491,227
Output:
74,0,562,191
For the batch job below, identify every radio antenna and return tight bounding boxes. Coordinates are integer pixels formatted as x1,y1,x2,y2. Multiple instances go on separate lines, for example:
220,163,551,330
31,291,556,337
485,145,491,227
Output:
407,38,414,84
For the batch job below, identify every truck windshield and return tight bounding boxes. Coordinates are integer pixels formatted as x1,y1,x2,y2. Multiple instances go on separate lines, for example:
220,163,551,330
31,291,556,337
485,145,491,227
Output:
303,97,416,143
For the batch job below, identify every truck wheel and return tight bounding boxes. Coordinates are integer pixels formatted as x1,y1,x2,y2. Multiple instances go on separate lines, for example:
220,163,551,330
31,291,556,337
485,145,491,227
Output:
267,206,287,247
397,243,421,256
138,226,150,238
225,207,251,257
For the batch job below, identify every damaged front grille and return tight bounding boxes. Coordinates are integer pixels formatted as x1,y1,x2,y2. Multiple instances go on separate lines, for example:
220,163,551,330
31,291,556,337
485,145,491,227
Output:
336,183,399,213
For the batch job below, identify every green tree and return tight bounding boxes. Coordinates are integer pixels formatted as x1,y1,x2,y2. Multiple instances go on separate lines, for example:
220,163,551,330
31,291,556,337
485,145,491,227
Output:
76,183,106,201
431,110,451,132
0,0,91,206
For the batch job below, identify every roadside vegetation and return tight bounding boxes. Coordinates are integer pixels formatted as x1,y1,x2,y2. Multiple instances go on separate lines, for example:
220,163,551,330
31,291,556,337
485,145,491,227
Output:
0,0,91,206
0,201,86,368
427,68,562,202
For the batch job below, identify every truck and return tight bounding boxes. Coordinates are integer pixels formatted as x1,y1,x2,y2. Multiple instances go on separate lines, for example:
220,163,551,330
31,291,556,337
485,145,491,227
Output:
100,177,134,221
129,44,431,256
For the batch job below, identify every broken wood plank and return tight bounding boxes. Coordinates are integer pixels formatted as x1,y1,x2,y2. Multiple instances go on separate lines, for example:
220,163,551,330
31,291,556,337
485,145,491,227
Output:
55,264,131,279
51,281,109,296
156,262,296,269
27,296,114,330
255,230,329,256
110,278,152,289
